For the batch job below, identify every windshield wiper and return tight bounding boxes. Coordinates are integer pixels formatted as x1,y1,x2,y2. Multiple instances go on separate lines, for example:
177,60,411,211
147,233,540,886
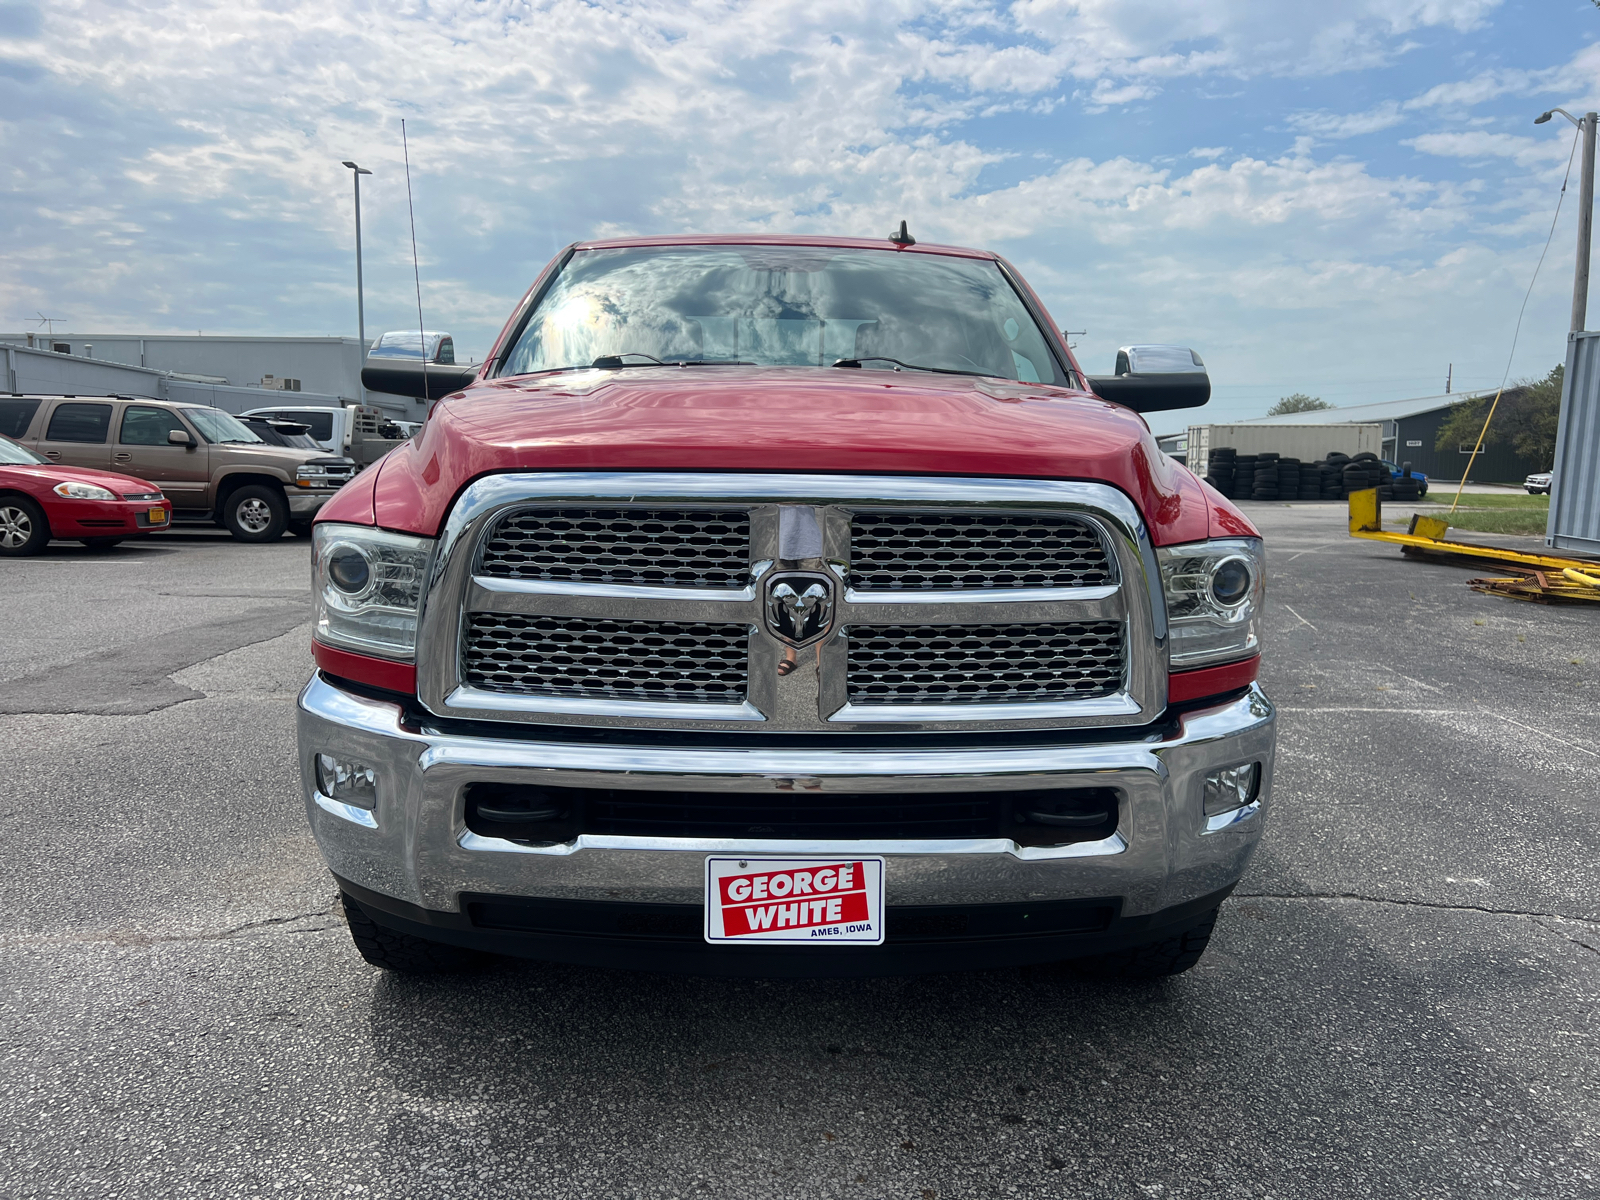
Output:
591,353,756,369
832,357,989,378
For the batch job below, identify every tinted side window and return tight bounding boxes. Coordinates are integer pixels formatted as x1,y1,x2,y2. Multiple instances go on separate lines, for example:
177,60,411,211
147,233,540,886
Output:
0,398,41,438
45,403,113,443
294,412,336,441
120,406,190,446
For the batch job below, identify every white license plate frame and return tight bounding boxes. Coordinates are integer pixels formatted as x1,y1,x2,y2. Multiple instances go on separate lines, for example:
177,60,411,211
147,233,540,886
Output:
704,856,885,946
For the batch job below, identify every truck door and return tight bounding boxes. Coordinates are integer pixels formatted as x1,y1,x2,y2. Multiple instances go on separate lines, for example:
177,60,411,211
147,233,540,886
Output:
35,401,114,469
115,404,212,512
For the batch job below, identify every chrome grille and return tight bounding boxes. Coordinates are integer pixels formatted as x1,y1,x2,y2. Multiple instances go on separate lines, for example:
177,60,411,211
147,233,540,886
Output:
427,474,1160,732
463,614,750,701
848,511,1111,590
479,507,750,588
845,621,1124,704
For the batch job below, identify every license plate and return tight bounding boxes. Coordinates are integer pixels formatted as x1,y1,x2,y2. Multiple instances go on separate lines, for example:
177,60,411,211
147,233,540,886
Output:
705,856,885,945
147,508,167,523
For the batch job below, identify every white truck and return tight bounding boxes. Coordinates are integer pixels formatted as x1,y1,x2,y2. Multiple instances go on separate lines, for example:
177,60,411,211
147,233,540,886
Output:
240,403,410,468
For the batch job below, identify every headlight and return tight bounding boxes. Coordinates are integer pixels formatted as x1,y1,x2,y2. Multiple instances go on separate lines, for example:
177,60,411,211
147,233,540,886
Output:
53,481,117,501
312,523,433,660
1157,537,1265,668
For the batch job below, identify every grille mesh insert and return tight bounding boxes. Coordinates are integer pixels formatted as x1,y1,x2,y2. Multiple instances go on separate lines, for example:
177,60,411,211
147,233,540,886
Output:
479,507,750,588
464,614,750,702
846,621,1124,705
849,511,1111,590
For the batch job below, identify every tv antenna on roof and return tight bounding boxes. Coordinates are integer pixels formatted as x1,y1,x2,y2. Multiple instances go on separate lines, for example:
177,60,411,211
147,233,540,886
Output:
30,313,67,336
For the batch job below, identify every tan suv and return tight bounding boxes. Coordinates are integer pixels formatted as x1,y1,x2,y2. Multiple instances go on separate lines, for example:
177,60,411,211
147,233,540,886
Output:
1,395,357,541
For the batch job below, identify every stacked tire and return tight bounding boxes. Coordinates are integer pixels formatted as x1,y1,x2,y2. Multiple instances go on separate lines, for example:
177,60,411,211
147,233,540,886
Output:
1321,453,1350,499
1343,452,1386,498
1252,451,1280,500
1296,460,1321,500
1203,447,1236,496
1390,466,1423,502
1230,454,1257,502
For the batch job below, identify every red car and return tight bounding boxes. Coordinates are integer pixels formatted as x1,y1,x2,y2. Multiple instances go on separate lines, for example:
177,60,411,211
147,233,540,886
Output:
0,436,173,555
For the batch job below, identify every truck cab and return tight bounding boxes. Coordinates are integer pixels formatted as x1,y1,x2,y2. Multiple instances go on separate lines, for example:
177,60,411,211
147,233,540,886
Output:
300,234,1275,980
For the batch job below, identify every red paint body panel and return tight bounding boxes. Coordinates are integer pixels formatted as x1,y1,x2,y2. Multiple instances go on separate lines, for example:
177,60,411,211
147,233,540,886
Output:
313,640,418,695
0,462,173,539
316,459,380,527
367,368,1220,545
1168,656,1260,705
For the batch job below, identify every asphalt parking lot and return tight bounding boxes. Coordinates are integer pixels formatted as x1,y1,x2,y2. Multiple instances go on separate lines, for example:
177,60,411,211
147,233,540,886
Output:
2,510,1597,1200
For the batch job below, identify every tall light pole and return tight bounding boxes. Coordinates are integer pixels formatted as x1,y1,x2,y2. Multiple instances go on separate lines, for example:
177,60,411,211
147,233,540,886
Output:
1535,108,1598,332
341,161,373,378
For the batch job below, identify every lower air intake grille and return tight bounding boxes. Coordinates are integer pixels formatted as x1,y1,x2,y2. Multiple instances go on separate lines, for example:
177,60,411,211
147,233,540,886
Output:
478,507,750,587
849,511,1112,590
845,621,1125,705
463,614,750,702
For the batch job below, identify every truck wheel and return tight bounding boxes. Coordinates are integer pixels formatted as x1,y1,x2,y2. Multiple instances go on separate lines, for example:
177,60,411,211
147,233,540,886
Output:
1073,907,1219,980
339,892,493,974
223,484,288,542
0,497,50,556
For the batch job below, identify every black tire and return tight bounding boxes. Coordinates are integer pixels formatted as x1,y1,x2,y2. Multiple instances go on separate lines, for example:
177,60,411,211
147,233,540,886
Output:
221,484,288,542
1073,907,1220,980
0,495,50,556
81,538,125,551
340,892,494,974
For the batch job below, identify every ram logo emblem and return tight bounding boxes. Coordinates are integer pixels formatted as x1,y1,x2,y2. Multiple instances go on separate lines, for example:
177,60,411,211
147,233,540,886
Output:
763,571,836,648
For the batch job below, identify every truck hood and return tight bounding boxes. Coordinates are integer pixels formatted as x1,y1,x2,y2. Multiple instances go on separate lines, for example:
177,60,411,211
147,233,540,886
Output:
350,368,1253,544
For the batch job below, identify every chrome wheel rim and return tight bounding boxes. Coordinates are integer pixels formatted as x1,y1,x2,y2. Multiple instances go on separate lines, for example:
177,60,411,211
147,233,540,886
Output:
0,505,32,549
236,497,273,533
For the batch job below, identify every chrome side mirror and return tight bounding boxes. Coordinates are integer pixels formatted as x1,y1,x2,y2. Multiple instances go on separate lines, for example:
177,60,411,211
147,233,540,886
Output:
167,428,195,447
1086,344,1211,412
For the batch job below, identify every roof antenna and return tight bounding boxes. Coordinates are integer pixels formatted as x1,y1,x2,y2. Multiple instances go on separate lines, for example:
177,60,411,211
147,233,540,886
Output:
402,118,428,404
888,219,915,246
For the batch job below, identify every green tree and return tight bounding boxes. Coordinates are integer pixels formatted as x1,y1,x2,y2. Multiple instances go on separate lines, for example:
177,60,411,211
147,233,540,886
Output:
1434,364,1563,468
1267,393,1333,415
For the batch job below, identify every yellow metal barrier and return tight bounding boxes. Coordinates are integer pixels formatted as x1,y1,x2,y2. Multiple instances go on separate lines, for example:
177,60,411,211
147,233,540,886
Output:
1346,488,1600,576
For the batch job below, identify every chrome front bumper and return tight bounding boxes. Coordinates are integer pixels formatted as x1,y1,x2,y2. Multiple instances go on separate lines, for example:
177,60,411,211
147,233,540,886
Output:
287,488,341,517
298,674,1275,920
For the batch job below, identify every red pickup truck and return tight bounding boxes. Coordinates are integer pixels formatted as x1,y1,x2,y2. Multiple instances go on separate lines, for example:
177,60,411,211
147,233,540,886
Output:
301,233,1274,980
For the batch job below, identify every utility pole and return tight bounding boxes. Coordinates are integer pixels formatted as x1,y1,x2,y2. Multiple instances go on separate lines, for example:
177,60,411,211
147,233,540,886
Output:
342,161,373,394
1535,109,1598,331
1445,363,1452,394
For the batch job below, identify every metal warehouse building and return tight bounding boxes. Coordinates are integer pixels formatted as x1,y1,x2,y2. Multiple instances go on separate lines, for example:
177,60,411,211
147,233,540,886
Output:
0,332,430,419
1242,390,1549,483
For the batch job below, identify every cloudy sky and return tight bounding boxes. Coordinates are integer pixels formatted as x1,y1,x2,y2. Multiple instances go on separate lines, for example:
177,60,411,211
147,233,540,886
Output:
3,0,1599,432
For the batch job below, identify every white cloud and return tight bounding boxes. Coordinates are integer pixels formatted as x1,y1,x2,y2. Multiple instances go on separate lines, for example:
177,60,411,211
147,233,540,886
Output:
0,0,1581,432
1287,102,1404,139
1404,130,1575,169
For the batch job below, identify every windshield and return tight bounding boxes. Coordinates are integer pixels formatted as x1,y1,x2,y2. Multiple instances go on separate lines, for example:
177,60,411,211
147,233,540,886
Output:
500,246,1066,384
185,408,263,445
0,437,47,465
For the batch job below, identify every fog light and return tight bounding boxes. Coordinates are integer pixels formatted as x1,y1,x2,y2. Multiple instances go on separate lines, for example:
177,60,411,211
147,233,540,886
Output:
316,753,377,808
1203,763,1260,816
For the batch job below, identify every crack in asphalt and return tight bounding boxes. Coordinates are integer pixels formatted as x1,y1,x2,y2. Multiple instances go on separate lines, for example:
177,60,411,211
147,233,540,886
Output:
0,906,339,952
1237,891,1600,927
1534,918,1600,956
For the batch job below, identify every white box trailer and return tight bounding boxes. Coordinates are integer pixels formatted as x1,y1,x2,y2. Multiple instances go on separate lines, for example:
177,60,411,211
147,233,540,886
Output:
1186,422,1383,466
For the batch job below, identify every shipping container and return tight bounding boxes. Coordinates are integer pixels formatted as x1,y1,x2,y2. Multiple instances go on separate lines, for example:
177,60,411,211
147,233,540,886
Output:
1548,330,1600,555
1186,422,1383,465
